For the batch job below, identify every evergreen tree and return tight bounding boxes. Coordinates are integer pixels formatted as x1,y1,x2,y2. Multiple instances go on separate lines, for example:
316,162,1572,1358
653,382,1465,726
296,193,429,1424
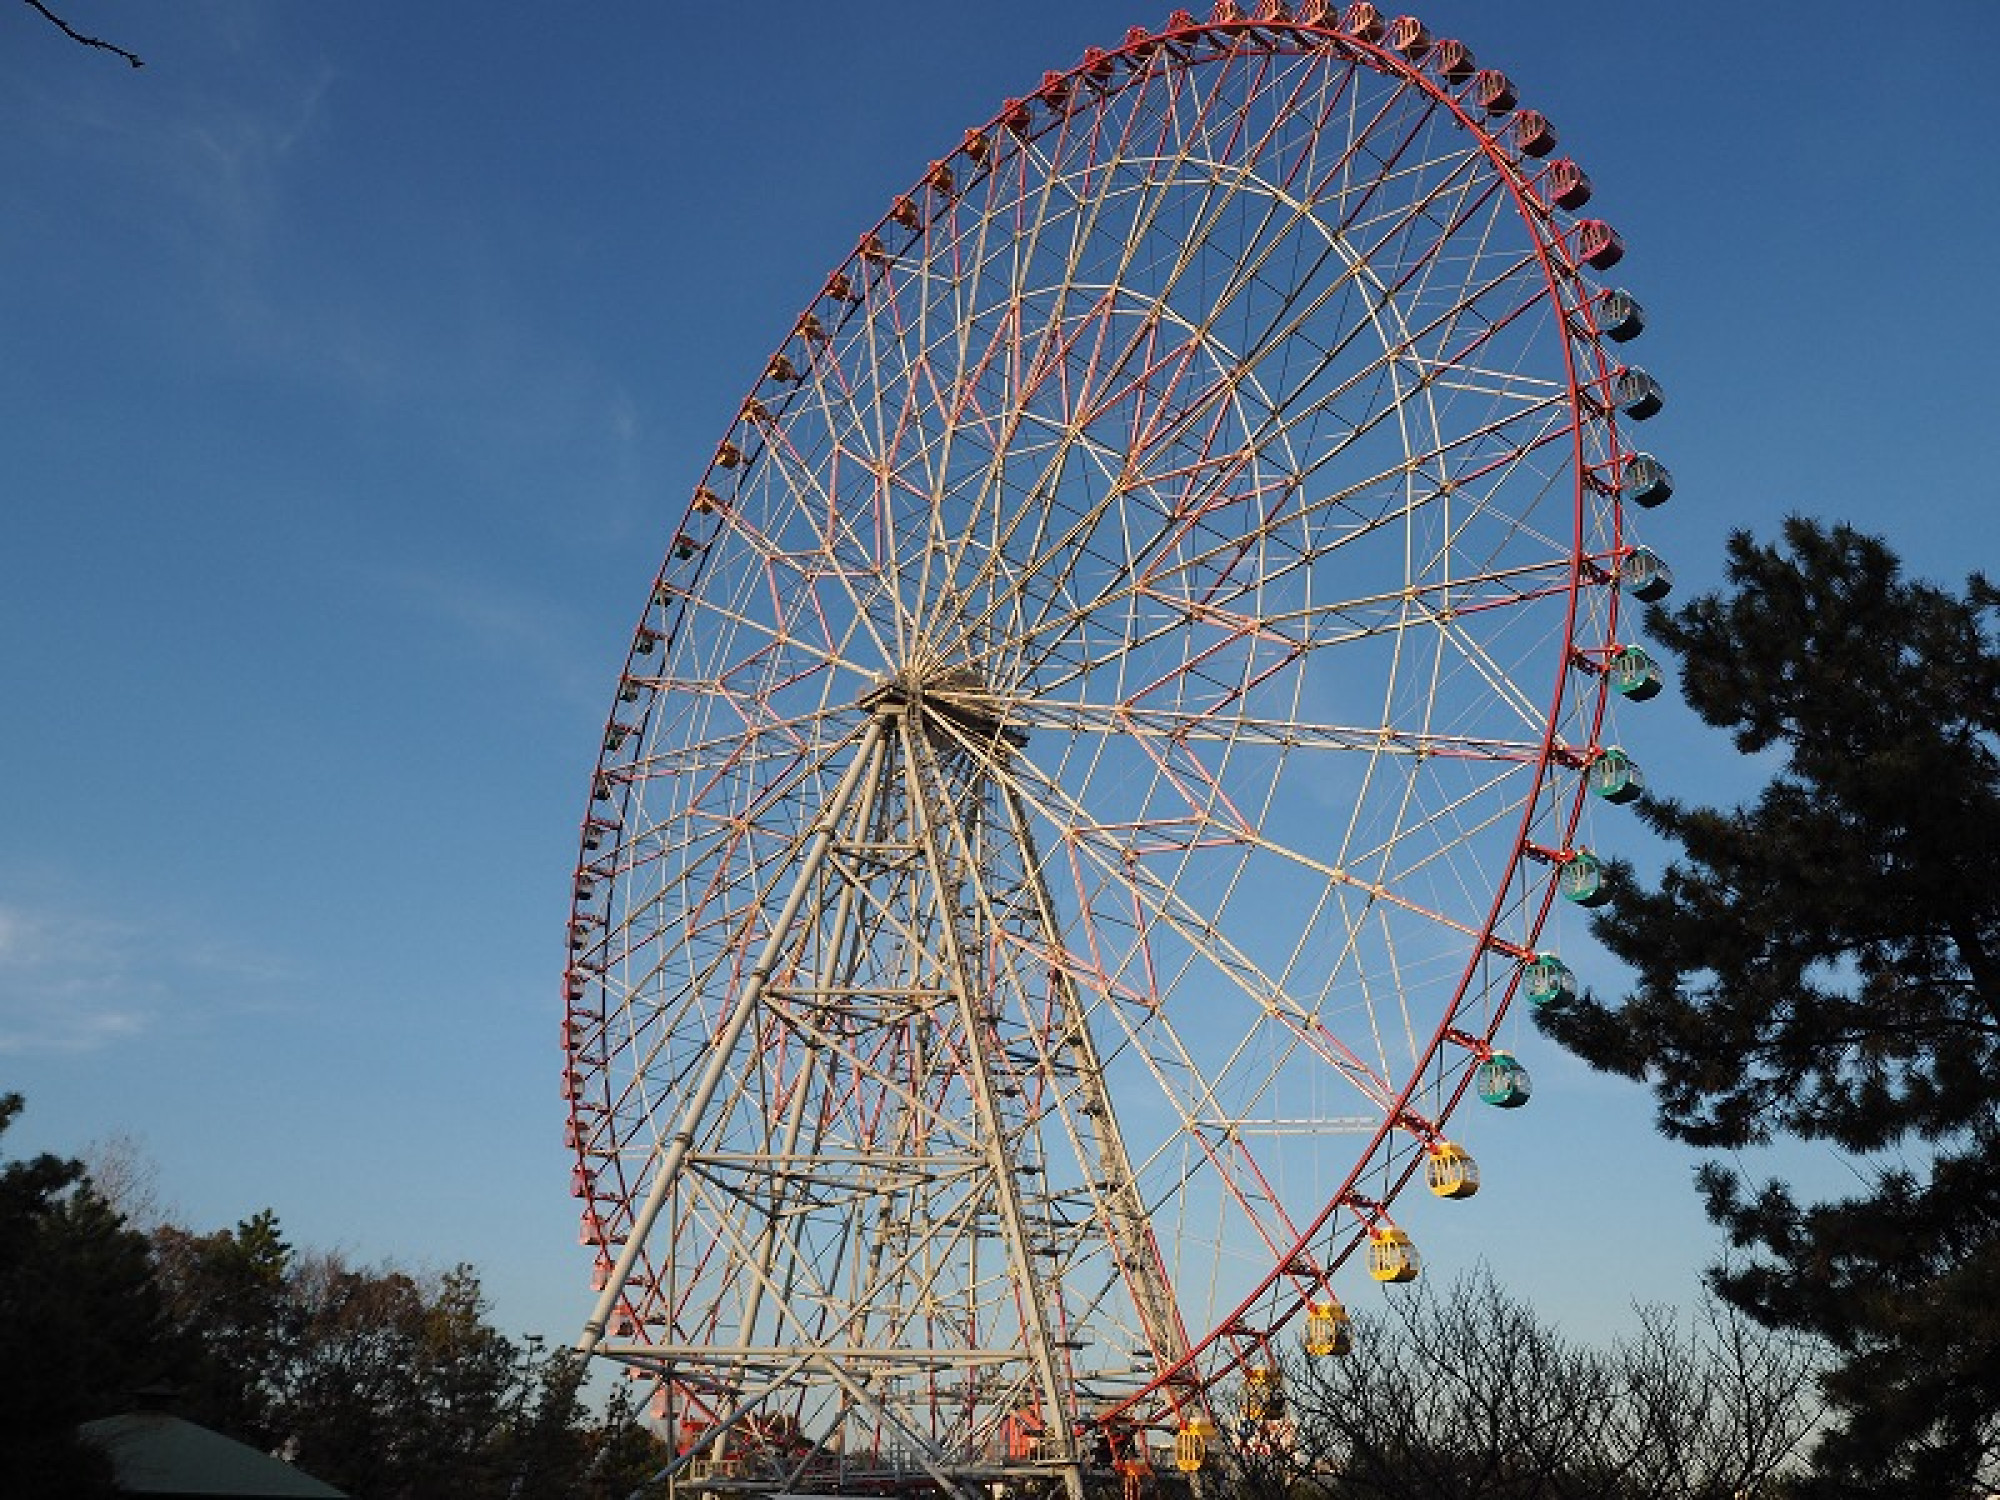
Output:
151,1208,295,1444
1537,519,2000,1496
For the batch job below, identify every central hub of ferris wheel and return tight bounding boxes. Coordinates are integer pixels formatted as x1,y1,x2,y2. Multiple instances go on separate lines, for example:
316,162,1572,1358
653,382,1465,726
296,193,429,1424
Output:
559,7,1670,1500
860,664,1029,749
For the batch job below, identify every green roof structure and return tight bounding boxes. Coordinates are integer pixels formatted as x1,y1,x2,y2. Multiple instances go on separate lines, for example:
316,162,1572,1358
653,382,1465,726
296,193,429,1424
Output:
78,1412,347,1499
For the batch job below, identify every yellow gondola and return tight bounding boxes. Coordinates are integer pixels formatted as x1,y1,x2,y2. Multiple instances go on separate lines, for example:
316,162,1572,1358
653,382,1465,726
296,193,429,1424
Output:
1244,1365,1285,1421
1304,1298,1351,1357
1174,1419,1214,1473
1424,1142,1480,1199
1367,1226,1420,1283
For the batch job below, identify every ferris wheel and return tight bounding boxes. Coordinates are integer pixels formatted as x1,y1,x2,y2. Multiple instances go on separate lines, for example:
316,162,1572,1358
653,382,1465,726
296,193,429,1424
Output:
562,5,1669,1496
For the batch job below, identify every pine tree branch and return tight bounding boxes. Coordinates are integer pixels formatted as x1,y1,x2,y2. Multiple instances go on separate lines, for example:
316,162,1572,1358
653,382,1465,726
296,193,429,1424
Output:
22,0,142,67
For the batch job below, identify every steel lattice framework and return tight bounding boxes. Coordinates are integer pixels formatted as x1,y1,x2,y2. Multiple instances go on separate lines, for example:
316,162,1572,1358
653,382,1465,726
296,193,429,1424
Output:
561,6,1666,1497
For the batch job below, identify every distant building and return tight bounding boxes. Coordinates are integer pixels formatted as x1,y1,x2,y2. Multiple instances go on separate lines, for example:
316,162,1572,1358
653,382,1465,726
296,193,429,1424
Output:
78,1411,347,1499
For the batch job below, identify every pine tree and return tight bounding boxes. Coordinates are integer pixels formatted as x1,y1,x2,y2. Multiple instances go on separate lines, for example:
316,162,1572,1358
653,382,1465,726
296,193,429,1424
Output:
151,1209,295,1445
1537,518,2000,1496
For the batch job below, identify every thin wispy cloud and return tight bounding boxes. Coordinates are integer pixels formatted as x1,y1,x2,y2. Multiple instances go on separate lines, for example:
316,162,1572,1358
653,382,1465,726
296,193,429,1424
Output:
363,559,623,713
0,897,294,1056
169,68,331,254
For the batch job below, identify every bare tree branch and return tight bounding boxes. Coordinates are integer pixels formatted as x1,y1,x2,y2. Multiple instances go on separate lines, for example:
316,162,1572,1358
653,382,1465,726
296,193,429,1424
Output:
22,0,142,68
1239,1267,1821,1500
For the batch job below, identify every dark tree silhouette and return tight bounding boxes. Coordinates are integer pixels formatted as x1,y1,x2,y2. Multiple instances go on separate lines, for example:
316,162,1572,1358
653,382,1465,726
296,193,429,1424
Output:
0,1092,667,1498
0,1093,170,1497
1538,518,2000,1496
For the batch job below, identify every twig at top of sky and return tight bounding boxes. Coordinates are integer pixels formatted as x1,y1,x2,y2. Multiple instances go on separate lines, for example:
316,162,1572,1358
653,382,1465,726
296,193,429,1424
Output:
23,0,142,69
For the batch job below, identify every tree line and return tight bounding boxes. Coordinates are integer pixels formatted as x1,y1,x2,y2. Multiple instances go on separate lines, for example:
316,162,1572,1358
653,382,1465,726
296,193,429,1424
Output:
2,1103,1817,1500
0,1092,667,1498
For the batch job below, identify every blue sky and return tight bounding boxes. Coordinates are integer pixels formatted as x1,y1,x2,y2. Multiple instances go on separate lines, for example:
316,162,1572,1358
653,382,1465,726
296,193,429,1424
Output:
6,0,1996,1353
